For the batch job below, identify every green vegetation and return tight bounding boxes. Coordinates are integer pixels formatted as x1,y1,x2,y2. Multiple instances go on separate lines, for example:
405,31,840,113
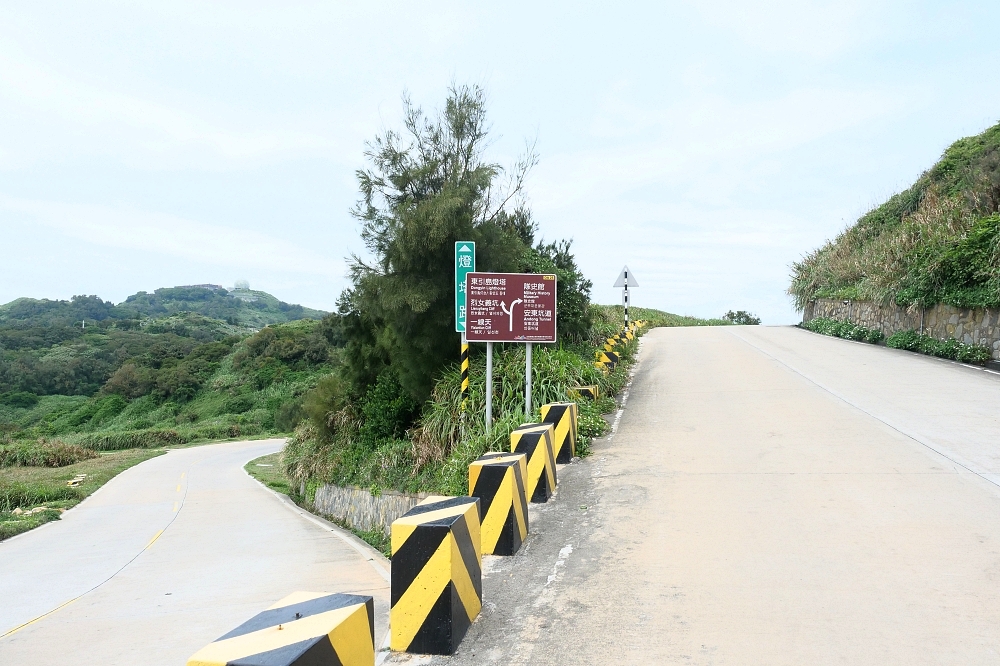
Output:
270,87,734,516
244,452,291,495
789,122,1000,310
0,285,325,330
802,317,884,344
0,439,97,467
0,310,344,450
723,310,761,325
802,317,991,365
885,330,992,365
0,448,163,540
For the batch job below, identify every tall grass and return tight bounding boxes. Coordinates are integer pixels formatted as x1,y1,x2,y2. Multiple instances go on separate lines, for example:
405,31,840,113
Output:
789,122,1000,310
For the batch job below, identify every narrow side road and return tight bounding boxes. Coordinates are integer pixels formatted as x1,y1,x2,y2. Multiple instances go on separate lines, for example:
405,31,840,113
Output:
0,438,390,665
422,325,1000,665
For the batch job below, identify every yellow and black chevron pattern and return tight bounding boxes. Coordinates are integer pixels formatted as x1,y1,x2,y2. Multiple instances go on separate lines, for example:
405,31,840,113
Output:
540,402,578,464
460,341,470,411
510,423,556,503
604,334,623,352
569,384,600,400
469,452,528,556
595,349,619,371
186,592,374,666
391,495,482,655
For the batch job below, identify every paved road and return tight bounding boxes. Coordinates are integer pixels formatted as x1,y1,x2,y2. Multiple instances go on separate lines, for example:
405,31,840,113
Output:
421,325,1000,665
0,438,390,665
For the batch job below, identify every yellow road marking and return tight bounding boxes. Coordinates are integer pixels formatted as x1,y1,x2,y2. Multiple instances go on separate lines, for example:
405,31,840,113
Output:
2,527,170,641
176,485,181,492
172,502,179,513
145,529,164,550
0,596,80,640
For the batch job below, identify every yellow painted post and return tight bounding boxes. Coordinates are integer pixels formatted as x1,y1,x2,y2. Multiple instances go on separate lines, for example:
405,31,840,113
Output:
390,496,481,655
469,453,528,555
186,592,374,666
510,423,556,503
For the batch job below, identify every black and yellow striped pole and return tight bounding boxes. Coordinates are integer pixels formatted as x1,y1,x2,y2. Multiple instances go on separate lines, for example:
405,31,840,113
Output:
461,333,470,413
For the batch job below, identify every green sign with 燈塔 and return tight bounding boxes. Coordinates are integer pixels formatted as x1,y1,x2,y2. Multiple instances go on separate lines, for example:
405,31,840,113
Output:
455,241,475,332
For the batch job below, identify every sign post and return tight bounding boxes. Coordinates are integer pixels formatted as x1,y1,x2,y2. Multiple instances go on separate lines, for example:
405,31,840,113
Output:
613,266,639,328
455,243,475,413
466,272,557,421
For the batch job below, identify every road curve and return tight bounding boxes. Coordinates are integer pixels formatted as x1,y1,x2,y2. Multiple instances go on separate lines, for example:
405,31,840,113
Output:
417,325,1000,665
0,438,390,665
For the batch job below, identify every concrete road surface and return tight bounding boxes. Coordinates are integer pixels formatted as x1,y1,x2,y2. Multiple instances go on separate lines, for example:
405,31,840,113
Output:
416,325,1000,665
0,438,390,665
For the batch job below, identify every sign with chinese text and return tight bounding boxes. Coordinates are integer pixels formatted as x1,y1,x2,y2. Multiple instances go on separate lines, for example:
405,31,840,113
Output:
465,272,557,343
455,242,475,332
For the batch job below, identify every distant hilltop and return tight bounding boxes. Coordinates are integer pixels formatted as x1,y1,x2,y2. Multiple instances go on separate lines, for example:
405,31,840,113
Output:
0,284,328,330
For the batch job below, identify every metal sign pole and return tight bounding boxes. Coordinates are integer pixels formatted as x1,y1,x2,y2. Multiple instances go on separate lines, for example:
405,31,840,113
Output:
614,265,638,330
624,272,629,327
525,342,533,419
485,341,493,434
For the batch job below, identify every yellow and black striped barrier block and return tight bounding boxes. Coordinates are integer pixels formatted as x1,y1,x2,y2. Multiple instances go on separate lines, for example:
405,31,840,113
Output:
469,453,528,556
595,350,619,371
569,384,600,400
186,592,374,666
623,328,635,340
540,402,578,464
510,423,556,503
390,496,482,655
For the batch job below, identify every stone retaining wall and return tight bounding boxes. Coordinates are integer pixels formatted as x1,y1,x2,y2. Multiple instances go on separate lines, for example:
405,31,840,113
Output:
803,299,1000,361
311,484,428,535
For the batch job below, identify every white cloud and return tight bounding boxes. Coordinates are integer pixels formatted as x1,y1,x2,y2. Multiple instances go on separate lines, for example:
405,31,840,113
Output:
0,42,336,169
0,195,345,278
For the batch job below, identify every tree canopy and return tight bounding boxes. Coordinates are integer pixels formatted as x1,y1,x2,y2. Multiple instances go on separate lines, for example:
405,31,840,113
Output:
340,84,591,403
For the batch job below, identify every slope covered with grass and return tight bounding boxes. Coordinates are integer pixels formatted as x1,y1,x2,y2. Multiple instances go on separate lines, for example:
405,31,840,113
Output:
789,122,1000,310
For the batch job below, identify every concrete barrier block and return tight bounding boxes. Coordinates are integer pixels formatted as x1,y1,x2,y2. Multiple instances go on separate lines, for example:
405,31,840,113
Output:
390,496,482,655
595,350,619,371
510,423,556,503
469,453,528,556
569,385,599,400
540,402,578,464
186,592,374,666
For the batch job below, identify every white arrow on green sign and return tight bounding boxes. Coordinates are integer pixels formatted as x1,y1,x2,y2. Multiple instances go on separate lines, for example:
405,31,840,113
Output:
455,241,475,332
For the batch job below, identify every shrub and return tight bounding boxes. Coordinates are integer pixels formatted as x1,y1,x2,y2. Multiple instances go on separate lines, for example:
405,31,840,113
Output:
223,396,255,414
77,429,187,451
0,440,98,467
885,329,992,365
357,373,419,448
0,391,40,409
723,310,761,325
803,318,884,344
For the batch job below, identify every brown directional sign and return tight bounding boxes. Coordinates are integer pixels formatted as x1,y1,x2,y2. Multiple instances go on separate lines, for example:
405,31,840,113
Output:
465,272,557,343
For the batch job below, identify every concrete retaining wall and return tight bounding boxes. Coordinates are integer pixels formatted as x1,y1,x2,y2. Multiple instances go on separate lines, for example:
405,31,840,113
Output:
311,484,427,535
803,299,1000,361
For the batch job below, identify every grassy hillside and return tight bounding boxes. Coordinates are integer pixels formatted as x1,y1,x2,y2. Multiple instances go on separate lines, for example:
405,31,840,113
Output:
0,285,326,330
0,317,341,448
789,121,1000,310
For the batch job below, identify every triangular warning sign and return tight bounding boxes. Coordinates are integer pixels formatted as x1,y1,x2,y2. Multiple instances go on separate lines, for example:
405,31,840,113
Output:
613,265,638,288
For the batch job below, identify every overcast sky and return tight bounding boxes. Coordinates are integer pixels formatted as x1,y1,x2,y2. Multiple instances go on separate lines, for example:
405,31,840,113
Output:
2,1,999,324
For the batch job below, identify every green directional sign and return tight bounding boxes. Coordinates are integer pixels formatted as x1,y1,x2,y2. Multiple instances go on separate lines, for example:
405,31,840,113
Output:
455,241,475,332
